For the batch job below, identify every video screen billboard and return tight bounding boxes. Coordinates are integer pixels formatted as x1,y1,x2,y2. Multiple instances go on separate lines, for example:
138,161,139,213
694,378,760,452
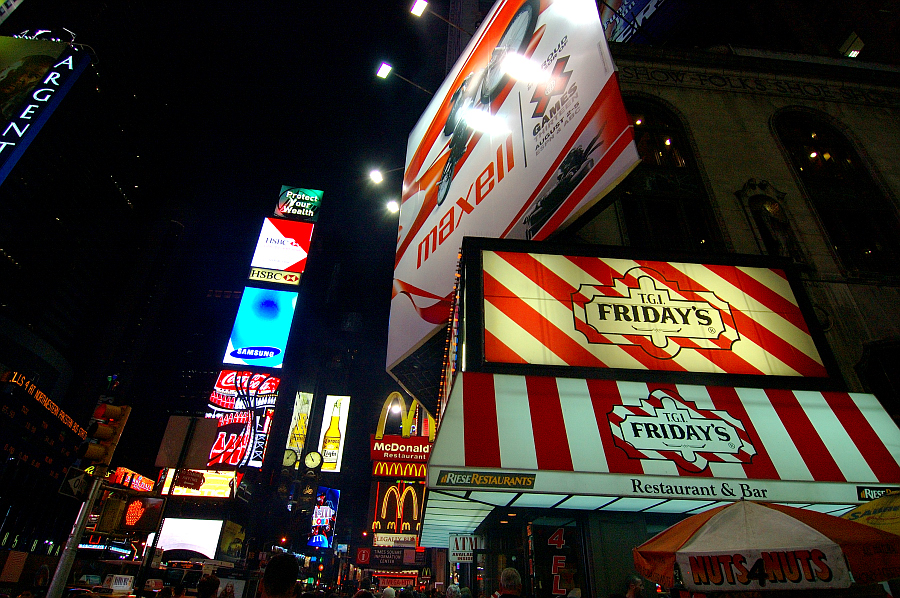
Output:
223,287,297,369
158,468,244,499
284,392,313,468
207,370,280,469
149,518,224,559
308,486,340,548
317,395,350,472
0,37,91,186
248,218,315,286
367,480,425,540
388,0,639,373
275,186,323,222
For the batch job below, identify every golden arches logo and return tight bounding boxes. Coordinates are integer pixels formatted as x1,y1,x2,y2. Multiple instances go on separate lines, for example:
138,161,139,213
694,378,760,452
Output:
373,462,427,478
376,391,435,442
379,483,423,532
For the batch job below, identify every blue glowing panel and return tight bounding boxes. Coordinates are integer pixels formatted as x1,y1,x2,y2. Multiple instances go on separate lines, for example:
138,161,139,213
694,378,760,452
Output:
223,287,297,369
308,487,340,548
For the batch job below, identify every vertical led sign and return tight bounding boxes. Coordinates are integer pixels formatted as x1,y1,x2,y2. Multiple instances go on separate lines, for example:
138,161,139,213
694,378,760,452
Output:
316,395,350,472
223,287,297,369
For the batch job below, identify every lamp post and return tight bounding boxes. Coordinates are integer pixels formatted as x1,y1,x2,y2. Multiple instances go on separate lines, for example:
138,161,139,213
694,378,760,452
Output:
410,0,474,36
376,62,433,95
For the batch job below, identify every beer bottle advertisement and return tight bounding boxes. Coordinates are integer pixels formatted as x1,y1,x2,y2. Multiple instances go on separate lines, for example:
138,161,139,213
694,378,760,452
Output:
317,395,350,472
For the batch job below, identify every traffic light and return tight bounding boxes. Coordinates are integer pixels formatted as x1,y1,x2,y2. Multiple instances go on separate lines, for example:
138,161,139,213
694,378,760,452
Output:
77,403,131,471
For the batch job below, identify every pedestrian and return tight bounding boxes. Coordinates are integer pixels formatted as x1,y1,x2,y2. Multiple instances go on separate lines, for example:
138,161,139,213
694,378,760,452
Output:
608,574,643,598
382,587,395,598
446,586,460,598
174,583,187,598
263,554,300,598
498,569,522,598
198,576,221,598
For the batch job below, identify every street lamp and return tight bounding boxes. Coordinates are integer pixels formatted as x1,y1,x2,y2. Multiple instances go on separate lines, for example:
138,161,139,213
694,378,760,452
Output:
375,62,433,95
409,0,473,36
387,200,400,213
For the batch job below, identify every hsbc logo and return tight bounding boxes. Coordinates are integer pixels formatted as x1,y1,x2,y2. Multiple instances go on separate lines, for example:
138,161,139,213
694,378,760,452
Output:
249,267,301,286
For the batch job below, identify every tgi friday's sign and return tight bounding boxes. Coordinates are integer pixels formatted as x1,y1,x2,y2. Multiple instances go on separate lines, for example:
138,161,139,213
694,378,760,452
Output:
449,534,484,564
478,249,829,378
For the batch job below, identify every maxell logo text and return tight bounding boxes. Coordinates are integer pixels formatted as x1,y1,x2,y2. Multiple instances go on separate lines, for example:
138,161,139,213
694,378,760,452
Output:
417,135,515,269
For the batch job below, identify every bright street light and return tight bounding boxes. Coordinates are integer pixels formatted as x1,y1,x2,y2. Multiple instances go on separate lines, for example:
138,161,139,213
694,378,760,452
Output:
411,0,428,17
376,62,392,78
387,200,400,213
370,170,384,184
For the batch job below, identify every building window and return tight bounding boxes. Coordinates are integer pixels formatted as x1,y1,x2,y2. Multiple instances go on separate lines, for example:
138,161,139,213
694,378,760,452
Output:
617,98,722,253
774,111,900,276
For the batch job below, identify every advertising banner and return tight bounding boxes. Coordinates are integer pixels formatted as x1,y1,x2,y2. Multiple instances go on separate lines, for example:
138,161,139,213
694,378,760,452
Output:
308,486,340,548
316,395,350,472
248,218,315,286
372,461,427,478
429,372,900,495
275,186,323,222
368,480,426,540
0,38,91,187
158,468,244,499
356,547,425,568
600,0,669,42
479,250,828,378
219,520,246,561
206,370,280,469
283,391,313,468
449,534,483,564
370,391,435,464
371,435,432,463
223,287,297,369
388,0,639,372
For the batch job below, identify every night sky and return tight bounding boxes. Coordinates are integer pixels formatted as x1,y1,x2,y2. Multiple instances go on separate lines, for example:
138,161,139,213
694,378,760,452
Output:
1,0,461,538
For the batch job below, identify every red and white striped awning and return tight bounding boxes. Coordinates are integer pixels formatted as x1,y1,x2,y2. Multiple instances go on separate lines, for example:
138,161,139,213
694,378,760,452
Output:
420,372,900,546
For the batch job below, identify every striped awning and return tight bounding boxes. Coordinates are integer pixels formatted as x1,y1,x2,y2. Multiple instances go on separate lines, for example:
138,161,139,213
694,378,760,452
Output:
419,372,900,547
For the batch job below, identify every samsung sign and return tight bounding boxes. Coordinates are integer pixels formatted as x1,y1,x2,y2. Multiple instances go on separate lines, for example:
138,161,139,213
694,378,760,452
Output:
0,37,90,186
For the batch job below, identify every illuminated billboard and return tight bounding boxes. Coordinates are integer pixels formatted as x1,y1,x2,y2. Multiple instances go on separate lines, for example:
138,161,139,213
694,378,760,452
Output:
476,249,828,379
158,468,244,499
0,37,91,187
111,467,155,492
248,218,315,286
388,0,639,374
317,395,350,472
283,392,313,468
600,0,670,42
149,518,224,559
207,370,280,469
308,486,340,548
275,186,323,222
368,480,425,541
223,287,297,369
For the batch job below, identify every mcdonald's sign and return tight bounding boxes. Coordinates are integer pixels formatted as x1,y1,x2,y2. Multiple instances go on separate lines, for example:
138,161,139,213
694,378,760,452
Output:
371,392,435,463
368,480,425,540
372,461,427,479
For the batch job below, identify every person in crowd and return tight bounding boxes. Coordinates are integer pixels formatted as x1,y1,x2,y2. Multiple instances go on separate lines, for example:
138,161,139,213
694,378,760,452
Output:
382,587,395,598
499,569,522,597
262,554,300,598
220,582,237,598
198,576,221,598
352,592,374,598
174,584,187,598
460,587,472,598
609,575,644,598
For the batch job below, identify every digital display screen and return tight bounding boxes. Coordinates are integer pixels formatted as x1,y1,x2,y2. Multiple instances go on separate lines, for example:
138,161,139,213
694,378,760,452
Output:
250,218,314,273
223,287,297,369
284,392,313,468
149,518,224,559
207,370,280,469
308,486,340,548
316,395,350,472
158,468,244,499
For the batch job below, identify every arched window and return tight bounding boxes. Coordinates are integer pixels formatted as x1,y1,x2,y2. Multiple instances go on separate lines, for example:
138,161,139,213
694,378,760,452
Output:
615,98,723,253
774,110,900,276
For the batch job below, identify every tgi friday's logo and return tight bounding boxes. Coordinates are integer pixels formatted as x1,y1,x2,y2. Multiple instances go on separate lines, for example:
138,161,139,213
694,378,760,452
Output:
571,267,739,358
610,388,756,472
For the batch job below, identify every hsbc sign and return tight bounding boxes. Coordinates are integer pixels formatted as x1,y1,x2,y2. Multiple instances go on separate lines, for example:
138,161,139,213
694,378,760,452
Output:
249,267,301,286
449,534,483,564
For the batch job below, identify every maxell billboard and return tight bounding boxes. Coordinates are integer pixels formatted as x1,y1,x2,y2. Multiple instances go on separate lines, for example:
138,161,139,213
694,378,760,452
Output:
388,0,639,378
0,37,90,187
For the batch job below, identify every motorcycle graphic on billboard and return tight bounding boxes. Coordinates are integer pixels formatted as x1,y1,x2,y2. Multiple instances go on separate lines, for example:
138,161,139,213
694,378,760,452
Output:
388,0,639,373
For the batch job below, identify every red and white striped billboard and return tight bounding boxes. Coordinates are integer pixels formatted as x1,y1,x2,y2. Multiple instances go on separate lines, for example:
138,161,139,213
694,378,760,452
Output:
388,0,639,372
428,372,900,504
481,250,828,378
